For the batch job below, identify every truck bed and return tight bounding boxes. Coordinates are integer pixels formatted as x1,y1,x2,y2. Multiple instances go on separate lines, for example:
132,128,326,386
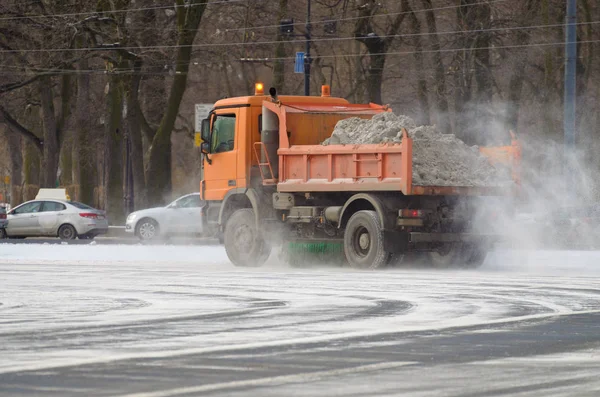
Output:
274,131,513,196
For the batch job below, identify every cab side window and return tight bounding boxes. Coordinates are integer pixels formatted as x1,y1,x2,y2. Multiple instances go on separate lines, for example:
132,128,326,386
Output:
211,114,236,153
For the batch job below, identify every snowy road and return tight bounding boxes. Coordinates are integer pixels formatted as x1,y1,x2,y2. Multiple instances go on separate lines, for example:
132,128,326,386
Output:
1,245,600,396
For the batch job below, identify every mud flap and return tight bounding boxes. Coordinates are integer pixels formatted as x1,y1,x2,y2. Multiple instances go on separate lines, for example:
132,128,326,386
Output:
383,231,409,253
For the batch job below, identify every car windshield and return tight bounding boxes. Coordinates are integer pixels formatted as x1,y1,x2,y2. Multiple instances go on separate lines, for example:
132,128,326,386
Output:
69,201,94,210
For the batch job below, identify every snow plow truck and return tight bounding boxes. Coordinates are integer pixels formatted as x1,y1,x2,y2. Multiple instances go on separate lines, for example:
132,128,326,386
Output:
198,84,520,269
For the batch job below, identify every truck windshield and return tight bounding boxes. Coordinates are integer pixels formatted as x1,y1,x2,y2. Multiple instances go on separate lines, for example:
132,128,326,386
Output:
211,115,236,153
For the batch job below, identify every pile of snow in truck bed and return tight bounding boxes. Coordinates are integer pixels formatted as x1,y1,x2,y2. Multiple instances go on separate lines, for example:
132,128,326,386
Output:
322,113,512,187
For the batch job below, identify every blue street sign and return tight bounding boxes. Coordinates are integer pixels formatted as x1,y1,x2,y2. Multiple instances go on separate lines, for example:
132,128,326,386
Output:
294,52,305,74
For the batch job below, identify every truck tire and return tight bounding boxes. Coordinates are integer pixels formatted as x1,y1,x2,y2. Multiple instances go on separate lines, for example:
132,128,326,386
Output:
426,244,462,268
344,210,388,270
463,245,488,269
427,244,488,269
224,208,271,267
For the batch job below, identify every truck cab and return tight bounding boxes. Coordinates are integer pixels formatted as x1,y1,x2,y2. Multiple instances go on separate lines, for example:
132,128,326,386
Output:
199,85,385,241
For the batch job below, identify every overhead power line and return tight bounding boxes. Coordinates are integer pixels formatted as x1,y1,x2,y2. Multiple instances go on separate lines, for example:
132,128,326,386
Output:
2,19,598,55
0,0,508,26
1,39,598,76
0,0,245,21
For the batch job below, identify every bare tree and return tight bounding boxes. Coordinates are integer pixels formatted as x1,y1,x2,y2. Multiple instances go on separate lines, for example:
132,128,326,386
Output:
146,0,209,204
354,0,407,104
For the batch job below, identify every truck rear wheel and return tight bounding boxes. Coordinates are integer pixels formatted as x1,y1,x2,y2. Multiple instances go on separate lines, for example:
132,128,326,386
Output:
427,244,488,269
462,245,488,268
344,210,388,270
224,209,271,267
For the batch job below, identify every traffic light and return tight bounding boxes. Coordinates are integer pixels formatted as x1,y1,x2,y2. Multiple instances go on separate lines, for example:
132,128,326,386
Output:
280,18,294,35
323,19,337,35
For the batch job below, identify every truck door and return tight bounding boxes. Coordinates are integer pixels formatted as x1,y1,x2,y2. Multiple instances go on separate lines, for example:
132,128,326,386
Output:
203,110,239,200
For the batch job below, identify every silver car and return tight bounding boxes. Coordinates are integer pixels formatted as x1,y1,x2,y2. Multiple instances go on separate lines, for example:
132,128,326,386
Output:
125,193,206,241
5,199,108,240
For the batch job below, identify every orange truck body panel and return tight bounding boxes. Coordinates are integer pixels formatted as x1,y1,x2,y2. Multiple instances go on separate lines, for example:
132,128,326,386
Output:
202,94,519,200
261,101,518,196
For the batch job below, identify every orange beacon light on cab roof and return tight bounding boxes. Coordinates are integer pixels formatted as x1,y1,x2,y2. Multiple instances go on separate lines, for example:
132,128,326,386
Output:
255,83,264,95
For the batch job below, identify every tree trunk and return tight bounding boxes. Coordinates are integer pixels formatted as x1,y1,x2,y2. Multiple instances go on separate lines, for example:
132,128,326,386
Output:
355,0,407,105
105,75,125,223
146,0,208,205
421,0,451,133
126,62,148,209
352,41,366,103
505,0,540,132
39,76,60,188
404,0,430,125
74,56,95,204
60,136,73,186
6,129,23,206
273,0,288,93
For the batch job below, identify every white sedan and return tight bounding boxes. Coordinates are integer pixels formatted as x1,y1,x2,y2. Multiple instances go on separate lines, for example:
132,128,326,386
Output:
125,193,206,241
5,199,108,240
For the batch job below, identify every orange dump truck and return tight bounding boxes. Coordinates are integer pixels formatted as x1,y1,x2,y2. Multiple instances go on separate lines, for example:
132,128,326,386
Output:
199,85,520,269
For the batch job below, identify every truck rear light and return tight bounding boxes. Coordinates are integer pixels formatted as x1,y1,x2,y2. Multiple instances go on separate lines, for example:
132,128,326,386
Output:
400,209,423,218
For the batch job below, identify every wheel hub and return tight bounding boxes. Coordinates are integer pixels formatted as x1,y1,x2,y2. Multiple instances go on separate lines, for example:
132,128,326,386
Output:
140,223,155,238
234,224,254,253
352,226,371,257
358,233,370,250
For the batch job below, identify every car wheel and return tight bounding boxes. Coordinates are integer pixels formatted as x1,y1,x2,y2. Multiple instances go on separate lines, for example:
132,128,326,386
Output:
136,218,160,241
58,224,78,241
0,229,6,239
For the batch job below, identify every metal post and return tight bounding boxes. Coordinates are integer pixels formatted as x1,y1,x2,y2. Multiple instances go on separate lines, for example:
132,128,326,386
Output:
564,0,577,196
304,0,312,96
564,0,577,148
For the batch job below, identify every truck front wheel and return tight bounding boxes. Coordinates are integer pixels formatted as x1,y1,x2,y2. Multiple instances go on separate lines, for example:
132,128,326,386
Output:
344,210,388,270
224,209,271,267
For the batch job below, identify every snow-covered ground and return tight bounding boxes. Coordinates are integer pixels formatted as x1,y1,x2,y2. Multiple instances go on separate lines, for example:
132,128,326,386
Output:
1,244,600,395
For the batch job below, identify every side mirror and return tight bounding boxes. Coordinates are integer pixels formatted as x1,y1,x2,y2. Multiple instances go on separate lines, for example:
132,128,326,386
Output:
201,141,210,155
201,118,211,142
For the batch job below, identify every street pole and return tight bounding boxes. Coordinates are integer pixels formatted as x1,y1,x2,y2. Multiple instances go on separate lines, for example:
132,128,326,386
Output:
564,0,577,196
564,0,577,149
304,0,312,96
